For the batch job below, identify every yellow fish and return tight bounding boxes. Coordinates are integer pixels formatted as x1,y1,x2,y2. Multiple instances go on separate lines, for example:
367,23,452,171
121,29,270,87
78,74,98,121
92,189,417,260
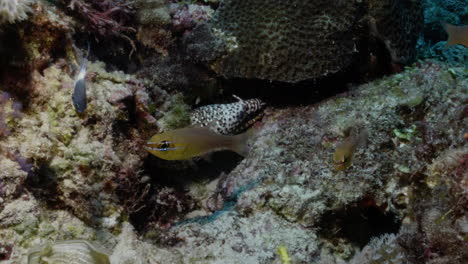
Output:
442,22,468,48
277,246,292,264
145,126,253,160
333,129,368,171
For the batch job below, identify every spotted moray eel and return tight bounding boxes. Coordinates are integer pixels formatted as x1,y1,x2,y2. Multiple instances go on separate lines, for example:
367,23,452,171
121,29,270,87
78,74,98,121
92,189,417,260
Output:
190,95,266,135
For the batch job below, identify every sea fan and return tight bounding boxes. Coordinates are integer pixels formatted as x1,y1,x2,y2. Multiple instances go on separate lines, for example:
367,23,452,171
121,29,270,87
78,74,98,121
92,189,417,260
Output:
0,0,34,24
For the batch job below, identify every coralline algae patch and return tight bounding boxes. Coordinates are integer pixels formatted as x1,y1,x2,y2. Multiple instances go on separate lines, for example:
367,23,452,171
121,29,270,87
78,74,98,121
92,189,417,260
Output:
0,58,158,260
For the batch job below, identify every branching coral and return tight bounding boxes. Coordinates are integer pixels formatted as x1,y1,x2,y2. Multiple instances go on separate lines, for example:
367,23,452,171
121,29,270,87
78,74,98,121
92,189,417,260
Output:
66,0,136,46
0,0,33,24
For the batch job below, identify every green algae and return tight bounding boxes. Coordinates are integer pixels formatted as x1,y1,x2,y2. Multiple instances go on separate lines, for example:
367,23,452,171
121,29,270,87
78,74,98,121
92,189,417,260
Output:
393,125,419,142
160,93,191,130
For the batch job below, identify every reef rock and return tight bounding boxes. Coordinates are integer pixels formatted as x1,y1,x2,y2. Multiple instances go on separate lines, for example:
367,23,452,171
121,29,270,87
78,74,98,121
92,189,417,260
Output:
151,60,466,263
135,0,173,55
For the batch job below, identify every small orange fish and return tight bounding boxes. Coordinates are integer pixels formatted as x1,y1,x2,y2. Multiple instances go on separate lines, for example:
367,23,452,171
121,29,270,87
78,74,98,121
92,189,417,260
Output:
333,129,368,171
145,126,253,160
442,22,468,48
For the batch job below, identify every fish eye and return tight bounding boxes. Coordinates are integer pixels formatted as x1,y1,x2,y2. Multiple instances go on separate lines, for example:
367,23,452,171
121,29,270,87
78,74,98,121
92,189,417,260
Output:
343,156,350,163
158,140,171,150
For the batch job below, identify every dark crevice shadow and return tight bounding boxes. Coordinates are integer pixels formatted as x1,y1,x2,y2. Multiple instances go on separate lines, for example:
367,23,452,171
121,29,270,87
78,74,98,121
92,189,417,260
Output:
144,150,243,188
318,197,402,248
116,151,243,232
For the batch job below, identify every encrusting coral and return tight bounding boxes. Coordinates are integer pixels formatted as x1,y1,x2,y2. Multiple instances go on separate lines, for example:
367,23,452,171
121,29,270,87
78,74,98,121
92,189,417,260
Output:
22,58,161,221
349,233,405,264
135,0,172,55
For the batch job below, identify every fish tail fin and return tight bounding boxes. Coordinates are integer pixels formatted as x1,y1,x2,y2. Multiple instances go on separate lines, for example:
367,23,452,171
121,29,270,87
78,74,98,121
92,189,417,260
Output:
79,42,91,73
441,21,455,48
231,127,257,157
356,128,369,149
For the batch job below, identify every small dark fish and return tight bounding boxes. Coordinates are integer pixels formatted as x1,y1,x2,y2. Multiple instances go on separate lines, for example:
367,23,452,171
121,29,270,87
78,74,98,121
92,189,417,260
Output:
72,43,90,113
442,22,468,48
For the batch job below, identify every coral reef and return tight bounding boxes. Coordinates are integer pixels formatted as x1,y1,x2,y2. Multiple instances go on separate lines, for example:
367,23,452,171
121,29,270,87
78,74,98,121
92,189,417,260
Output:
135,0,172,55
184,0,424,82
0,0,33,24
418,42,467,67
349,233,405,264
0,92,29,207
66,0,136,37
185,0,361,82
0,0,75,103
422,0,467,41
396,147,468,264
417,0,467,65
152,60,465,263
170,2,214,35
9,60,158,225
0,91,22,138
0,0,466,263
1,56,466,263
158,92,191,130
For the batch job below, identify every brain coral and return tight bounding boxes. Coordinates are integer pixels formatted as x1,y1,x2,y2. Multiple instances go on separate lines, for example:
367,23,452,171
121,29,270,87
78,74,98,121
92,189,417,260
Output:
0,0,33,24
185,0,423,83
369,0,424,63
207,0,361,82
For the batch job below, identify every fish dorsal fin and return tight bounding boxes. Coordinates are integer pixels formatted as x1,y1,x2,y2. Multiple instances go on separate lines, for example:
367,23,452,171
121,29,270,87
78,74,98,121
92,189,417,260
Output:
186,122,219,133
232,94,244,102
